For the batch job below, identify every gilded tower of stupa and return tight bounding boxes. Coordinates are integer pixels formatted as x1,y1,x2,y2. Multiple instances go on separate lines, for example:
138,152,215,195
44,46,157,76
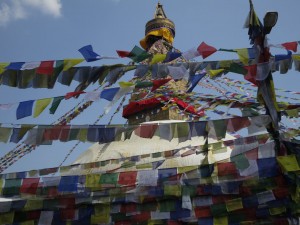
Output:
125,2,190,124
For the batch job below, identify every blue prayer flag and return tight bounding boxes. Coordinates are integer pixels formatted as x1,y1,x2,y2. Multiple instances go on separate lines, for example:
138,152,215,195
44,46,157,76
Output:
6,62,25,70
58,176,79,192
164,51,182,62
78,45,100,62
16,100,34,120
257,157,279,178
100,87,120,101
187,73,206,92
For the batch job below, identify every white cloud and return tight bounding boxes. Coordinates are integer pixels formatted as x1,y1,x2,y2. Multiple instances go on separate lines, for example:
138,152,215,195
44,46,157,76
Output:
0,0,62,27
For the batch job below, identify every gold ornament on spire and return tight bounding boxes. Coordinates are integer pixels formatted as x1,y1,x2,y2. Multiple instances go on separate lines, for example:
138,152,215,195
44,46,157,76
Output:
140,2,175,50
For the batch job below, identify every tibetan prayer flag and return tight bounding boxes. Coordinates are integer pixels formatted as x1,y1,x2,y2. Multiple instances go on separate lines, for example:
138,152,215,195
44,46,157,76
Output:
78,45,100,62
63,58,84,71
49,96,64,114
257,157,279,178
100,87,120,101
39,211,53,225
187,73,206,92
33,98,52,118
16,100,34,120
21,61,40,70
226,198,243,212
6,62,25,70
0,212,14,224
116,50,131,58
65,91,85,99
99,173,118,185
182,47,200,60
58,176,79,192
36,61,54,75
151,78,171,92
0,127,12,143
281,41,298,52
213,216,228,225
150,54,166,64
167,64,187,79
85,174,101,190
275,50,292,62
197,42,217,59
0,62,9,74
9,128,22,143
3,179,22,196
244,64,258,86
277,154,300,172
20,178,39,195
118,171,137,186
208,68,225,78
164,51,182,62
129,45,151,62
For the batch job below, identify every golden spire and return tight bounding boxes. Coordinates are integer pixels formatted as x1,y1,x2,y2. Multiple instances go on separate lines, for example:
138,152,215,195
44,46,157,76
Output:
140,2,175,50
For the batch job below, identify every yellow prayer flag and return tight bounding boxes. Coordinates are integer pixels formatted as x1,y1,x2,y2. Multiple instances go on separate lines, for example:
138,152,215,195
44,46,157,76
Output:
20,220,35,225
150,54,167,65
0,212,14,224
213,216,228,225
269,206,286,215
0,62,9,74
91,204,110,223
85,174,101,190
63,58,84,71
119,81,135,87
226,198,243,212
178,166,198,174
292,55,300,61
277,154,300,172
208,68,225,78
24,199,43,211
236,48,249,65
77,128,87,142
219,60,233,68
164,184,181,197
33,98,52,118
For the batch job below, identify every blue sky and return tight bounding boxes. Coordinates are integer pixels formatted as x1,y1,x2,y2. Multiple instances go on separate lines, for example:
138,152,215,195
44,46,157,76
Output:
0,0,299,173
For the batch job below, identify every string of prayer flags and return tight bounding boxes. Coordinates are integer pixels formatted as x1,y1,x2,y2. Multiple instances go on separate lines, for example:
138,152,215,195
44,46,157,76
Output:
78,45,100,62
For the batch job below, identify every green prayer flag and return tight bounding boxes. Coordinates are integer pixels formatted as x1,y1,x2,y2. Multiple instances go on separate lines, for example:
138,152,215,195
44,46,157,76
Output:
3,179,22,196
99,173,118,185
210,203,227,216
49,96,64,114
129,45,151,62
18,125,35,140
231,154,250,170
159,200,176,212
229,62,248,75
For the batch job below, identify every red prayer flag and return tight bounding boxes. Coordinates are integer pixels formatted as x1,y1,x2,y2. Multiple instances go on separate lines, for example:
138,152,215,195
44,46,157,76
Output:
20,178,40,194
244,64,258,86
116,50,131,58
151,78,171,92
217,162,238,177
194,206,212,218
281,41,298,52
197,41,217,59
60,208,75,220
65,91,86,99
118,171,137,186
36,61,54,75
134,124,158,138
